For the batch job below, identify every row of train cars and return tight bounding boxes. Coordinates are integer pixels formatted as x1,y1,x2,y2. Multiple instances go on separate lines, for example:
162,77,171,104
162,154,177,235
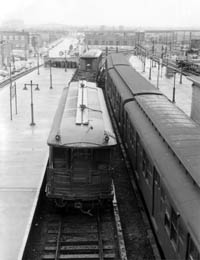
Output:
45,48,200,259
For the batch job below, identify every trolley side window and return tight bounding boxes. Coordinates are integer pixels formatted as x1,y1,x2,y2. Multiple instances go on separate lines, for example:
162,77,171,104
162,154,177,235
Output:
164,201,180,250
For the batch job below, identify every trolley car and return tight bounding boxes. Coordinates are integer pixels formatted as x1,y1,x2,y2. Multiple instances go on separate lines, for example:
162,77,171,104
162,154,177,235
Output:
46,79,116,209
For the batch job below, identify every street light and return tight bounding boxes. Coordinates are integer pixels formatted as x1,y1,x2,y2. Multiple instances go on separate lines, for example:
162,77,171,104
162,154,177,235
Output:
172,72,176,103
9,62,13,120
156,62,160,89
37,52,40,75
49,59,53,89
23,80,40,126
12,54,15,73
64,50,67,72
149,58,152,80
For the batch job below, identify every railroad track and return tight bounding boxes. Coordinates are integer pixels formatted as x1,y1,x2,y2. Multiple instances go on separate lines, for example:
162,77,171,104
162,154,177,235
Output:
40,200,126,260
104,91,161,260
0,64,43,88
23,183,127,260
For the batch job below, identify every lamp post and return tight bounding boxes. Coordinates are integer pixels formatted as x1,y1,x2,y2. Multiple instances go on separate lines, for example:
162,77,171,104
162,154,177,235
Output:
149,58,152,80
12,54,15,73
179,66,183,84
156,61,160,89
9,62,13,120
64,50,67,72
50,59,53,89
23,80,40,126
143,51,146,72
37,52,40,75
172,72,176,103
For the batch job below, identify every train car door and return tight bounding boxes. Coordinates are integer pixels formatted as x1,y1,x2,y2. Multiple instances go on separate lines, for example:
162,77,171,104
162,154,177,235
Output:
152,167,161,230
71,149,92,183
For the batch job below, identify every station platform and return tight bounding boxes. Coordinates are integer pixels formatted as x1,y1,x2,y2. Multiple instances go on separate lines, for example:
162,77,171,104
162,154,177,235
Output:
0,66,75,260
129,55,193,116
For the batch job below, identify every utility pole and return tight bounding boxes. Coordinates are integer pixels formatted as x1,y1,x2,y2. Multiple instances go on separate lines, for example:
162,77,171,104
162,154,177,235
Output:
9,62,12,120
50,60,53,89
156,62,160,89
172,72,176,103
64,50,67,72
149,58,152,80
37,52,40,75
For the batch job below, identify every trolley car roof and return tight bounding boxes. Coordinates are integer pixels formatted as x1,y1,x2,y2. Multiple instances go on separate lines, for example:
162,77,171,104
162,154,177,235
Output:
81,49,102,58
47,81,116,147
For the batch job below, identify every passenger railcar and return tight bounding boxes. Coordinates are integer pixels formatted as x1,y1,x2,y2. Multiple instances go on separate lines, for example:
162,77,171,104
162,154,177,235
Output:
106,53,200,260
46,80,116,209
72,49,103,82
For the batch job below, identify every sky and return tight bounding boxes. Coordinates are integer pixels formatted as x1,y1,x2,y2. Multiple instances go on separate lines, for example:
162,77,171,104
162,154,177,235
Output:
1,0,200,28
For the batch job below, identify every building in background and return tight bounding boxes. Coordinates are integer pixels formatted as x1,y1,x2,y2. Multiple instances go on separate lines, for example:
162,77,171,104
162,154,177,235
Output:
0,41,12,69
0,31,29,60
85,31,135,46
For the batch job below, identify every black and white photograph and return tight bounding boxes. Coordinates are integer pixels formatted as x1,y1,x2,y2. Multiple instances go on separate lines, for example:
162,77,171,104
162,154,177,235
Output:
1,0,200,259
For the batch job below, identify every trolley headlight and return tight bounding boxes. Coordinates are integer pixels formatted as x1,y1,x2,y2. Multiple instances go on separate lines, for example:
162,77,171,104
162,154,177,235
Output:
55,134,61,141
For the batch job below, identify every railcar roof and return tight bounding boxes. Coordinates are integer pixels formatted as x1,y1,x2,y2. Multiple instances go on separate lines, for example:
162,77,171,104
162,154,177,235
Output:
47,81,116,147
125,100,200,248
136,94,200,188
81,49,102,58
107,53,130,69
116,64,161,95
108,53,161,96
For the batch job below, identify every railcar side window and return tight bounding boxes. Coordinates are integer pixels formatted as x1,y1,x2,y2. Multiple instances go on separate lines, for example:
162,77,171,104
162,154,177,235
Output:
131,125,136,147
142,150,147,173
187,237,200,260
177,219,186,254
164,202,180,249
171,208,179,246
142,150,152,185
164,198,171,233
160,184,165,210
